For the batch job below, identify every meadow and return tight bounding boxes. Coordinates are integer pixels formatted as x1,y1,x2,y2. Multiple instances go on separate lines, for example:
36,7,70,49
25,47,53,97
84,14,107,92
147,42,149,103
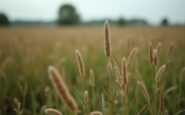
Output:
0,23,185,115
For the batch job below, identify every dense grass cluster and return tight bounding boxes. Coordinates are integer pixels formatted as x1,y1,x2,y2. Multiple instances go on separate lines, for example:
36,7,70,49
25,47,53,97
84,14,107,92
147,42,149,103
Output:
0,22,185,115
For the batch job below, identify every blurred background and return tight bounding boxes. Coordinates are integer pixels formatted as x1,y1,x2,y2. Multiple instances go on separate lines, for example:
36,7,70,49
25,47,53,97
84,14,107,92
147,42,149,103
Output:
0,0,185,27
1,1,185,115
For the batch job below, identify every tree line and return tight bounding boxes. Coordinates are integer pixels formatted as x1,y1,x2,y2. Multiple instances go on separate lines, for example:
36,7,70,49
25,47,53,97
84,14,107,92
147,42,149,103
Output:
0,4,171,26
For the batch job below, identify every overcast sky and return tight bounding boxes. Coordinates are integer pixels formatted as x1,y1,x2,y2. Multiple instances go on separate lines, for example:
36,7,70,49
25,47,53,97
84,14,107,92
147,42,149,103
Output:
0,0,185,24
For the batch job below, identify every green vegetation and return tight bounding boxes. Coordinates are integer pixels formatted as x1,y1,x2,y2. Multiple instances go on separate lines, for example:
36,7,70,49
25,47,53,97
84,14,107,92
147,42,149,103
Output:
0,23,185,115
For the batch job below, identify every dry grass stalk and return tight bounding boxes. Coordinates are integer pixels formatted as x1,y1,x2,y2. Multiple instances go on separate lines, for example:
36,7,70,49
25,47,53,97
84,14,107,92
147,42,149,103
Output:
160,87,164,113
149,40,153,64
155,65,166,83
157,42,162,56
104,19,111,58
122,57,128,85
127,47,138,68
75,49,85,78
84,90,89,104
45,108,62,115
90,69,95,87
137,81,150,105
152,49,159,65
90,111,103,115
48,66,78,112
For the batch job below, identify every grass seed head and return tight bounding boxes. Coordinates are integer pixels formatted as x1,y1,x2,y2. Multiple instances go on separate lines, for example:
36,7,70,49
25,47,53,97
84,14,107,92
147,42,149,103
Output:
122,57,128,85
84,90,89,104
149,40,153,64
75,49,85,78
48,66,78,112
153,49,159,65
127,47,138,68
90,111,103,115
155,65,166,83
45,108,62,115
104,19,112,58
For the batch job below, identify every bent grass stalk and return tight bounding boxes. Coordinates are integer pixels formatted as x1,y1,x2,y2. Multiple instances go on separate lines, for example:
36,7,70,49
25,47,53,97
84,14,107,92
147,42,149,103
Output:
137,81,153,115
155,65,166,84
127,47,138,68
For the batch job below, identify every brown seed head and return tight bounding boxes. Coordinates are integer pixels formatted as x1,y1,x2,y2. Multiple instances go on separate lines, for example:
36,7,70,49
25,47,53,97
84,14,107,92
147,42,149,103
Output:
149,40,153,63
75,49,85,78
153,49,159,65
104,19,112,58
45,108,62,115
90,111,103,115
84,90,89,104
48,66,78,112
122,57,128,85
155,65,166,83
127,47,138,68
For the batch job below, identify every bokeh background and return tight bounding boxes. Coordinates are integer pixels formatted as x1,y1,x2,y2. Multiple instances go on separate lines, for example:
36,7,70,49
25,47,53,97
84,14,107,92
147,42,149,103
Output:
0,0,185,115
1,0,185,26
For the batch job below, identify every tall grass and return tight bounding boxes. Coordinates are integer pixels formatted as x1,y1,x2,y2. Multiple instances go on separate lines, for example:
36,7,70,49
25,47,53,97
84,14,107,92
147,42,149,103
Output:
0,22,185,115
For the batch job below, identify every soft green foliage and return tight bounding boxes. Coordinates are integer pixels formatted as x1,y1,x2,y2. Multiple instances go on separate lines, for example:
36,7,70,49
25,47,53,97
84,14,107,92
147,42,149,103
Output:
0,13,10,26
58,4,80,25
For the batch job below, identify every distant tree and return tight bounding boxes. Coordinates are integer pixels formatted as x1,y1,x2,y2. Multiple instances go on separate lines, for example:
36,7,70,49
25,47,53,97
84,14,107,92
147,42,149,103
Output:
0,13,10,26
117,17,126,26
161,18,169,26
58,4,80,25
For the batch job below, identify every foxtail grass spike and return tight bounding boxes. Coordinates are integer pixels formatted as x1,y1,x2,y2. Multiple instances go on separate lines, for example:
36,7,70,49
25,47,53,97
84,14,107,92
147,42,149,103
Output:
155,65,166,83
104,19,112,58
149,40,153,64
48,66,78,113
45,108,62,115
90,111,103,115
75,49,85,78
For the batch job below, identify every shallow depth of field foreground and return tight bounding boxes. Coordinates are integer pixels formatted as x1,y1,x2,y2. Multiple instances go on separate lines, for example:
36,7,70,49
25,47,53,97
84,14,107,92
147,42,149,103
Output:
0,23,185,115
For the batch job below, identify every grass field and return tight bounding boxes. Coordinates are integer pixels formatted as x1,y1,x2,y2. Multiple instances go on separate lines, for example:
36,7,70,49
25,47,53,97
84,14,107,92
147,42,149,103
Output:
0,25,185,115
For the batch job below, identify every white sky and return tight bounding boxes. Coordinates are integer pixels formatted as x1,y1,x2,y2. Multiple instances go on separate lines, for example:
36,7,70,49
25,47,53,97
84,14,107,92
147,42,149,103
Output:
0,0,185,24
